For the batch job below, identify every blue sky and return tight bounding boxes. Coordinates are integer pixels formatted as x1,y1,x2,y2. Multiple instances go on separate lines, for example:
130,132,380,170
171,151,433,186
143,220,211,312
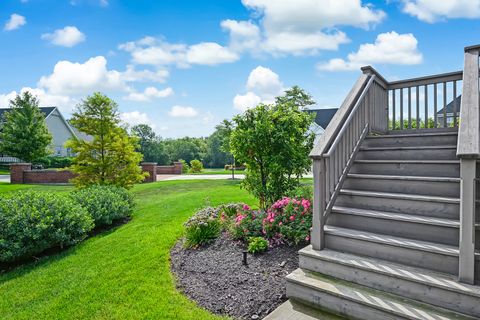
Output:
0,0,479,137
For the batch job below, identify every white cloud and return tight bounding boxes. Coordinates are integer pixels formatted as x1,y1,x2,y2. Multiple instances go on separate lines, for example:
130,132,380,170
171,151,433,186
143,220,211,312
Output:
119,37,238,67
0,87,73,112
38,56,125,95
121,65,169,83
186,42,239,65
221,19,261,52
169,105,199,118
4,14,26,31
41,26,86,47
124,86,174,102
237,0,385,55
120,111,154,127
317,31,423,71
233,66,284,111
402,0,480,22
233,92,262,111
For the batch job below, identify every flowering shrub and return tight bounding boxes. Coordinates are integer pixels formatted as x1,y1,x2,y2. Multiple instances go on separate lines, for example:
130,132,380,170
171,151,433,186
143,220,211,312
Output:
247,236,268,254
230,204,265,240
184,207,221,248
263,197,312,244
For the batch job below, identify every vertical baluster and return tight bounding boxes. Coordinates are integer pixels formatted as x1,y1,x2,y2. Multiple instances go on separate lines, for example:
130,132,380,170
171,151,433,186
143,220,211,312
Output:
408,87,412,129
392,90,396,130
400,88,404,130
453,80,458,127
416,86,420,129
424,85,428,128
329,157,334,196
443,82,447,128
434,83,438,128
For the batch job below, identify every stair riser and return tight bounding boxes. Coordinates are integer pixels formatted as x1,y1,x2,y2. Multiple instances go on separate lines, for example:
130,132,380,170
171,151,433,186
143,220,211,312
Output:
336,194,459,219
299,254,480,318
356,149,457,160
350,162,460,177
286,281,404,320
343,177,460,198
324,233,458,275
328,213,459,246
363,135,458,148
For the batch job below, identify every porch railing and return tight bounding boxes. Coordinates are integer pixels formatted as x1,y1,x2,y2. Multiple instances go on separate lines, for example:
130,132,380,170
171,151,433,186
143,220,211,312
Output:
310,44,478,284
310,67,388,250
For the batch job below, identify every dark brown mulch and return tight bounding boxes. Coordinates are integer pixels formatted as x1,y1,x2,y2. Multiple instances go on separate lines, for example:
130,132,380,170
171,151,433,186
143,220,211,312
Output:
170,233,303,320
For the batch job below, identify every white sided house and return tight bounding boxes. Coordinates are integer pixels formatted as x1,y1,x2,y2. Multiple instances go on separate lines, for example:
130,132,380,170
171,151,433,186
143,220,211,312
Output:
0,107,77,162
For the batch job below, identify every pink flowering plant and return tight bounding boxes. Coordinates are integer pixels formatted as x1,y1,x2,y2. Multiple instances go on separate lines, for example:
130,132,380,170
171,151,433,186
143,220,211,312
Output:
230,204,266,240
263,197,312,244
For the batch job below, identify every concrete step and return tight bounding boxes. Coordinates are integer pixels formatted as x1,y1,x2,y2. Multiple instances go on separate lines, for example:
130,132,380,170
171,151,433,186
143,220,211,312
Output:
298,247,480,318
336,189,459,219
286,268,475,320
350,160,460,177
356,145,458,160
264,299,344,320
324,226,460,275
328,206,460,246
364,131,458,148
343,173,460,198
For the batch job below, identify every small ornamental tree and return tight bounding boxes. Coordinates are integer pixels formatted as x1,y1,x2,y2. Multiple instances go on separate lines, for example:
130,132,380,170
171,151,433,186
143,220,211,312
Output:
0,91,52,162
66,92,146,189
230,87,315,208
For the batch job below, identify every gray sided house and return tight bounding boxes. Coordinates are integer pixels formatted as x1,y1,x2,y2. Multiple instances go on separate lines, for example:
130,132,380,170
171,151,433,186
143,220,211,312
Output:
0,106,77,162
306,108,338,143
437,94,461,126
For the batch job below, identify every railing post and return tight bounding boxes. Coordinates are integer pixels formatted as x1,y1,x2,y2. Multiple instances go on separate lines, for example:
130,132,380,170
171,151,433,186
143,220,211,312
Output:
457,45,480,284
459,158,476,284
311,158,325,250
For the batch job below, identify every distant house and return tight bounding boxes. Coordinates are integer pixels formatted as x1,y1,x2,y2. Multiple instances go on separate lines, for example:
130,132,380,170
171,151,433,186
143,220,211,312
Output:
0,106,77,162
436,95,461,126
306,108,338,143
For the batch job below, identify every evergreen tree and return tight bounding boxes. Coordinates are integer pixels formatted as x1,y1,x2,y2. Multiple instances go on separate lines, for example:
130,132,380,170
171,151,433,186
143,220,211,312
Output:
0,91,52,163
66,92,146,189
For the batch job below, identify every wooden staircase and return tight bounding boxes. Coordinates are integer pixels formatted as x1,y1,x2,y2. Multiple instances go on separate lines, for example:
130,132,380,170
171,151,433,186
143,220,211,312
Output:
268,45,480,320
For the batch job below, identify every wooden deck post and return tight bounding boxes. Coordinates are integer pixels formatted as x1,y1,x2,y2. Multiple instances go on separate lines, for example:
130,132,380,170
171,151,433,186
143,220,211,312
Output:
311,159,325,250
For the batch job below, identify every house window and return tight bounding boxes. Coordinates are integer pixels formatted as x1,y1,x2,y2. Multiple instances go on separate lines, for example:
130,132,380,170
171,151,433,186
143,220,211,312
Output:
55,147,62,156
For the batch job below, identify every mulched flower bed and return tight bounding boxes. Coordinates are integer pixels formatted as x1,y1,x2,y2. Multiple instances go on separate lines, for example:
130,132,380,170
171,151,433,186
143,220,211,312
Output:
170,232,304,320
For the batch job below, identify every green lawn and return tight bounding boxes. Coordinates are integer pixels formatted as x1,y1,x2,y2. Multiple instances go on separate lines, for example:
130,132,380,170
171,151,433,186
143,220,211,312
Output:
0,168,9,175
0,180,257,320
187,168,245,175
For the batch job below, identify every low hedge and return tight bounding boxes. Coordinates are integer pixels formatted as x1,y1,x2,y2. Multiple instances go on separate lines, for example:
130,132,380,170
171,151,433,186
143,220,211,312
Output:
0,191,94,263
71,185,134,227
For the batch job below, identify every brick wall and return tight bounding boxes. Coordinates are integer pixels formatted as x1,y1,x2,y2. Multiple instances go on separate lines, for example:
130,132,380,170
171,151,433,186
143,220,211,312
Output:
157,162,183,174
141,162,157,183
24,170,76,184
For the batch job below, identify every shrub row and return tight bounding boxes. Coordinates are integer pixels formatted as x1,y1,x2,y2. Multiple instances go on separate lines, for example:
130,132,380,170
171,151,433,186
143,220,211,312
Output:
0,185,134,263
184,195,312,250
35,156,74,169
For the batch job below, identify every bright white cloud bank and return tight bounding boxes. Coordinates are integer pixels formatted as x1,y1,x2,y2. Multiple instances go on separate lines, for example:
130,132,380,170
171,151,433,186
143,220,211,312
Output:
402,0,480,22
317,31,423,71
41,26,86,47
125,87,173,102
233,66,284,111
120,111,154,128
169,105,199,118
4,14,26,31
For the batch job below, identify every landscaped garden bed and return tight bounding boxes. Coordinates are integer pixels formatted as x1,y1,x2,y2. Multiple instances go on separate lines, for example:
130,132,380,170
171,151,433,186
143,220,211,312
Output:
171,233,301,320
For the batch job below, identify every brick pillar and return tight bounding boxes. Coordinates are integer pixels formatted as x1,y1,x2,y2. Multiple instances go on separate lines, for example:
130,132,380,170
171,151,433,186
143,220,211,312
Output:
10,163,31,184
173,161,183,174
141,162,157,183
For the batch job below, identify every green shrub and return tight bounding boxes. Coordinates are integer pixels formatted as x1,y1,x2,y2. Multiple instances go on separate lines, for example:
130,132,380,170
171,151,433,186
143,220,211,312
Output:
285,185,313,201
178,159,189,174
36,156,73,168
71,185,134,227
189,159,204,173
247,236,268,254
230,204,265,240
0,191,93,263
184,207,221,248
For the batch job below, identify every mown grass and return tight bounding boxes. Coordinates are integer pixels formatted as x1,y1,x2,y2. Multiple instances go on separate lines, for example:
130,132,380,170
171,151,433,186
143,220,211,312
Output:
187,168,245,175
0,180,257,320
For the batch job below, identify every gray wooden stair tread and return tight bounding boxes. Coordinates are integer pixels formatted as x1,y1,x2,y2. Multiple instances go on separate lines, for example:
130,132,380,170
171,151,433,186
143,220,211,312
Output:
359,145,457,151
324,226,459,256
340,188,460,203
264,299,344,320
287,268,475,320
367,132,458,139
331,206,460,228
354,159,460,164
299,246,480,299
347,173,460,182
